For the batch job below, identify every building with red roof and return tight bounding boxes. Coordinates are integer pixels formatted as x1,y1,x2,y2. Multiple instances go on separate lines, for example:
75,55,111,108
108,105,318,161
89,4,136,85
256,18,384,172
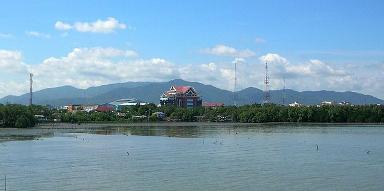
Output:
160,85,202,108
96,104,114,112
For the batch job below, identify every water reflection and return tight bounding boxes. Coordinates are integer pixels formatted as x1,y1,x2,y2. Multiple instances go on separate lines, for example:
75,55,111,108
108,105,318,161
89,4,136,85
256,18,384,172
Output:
1,123,383,142
0,129,54,142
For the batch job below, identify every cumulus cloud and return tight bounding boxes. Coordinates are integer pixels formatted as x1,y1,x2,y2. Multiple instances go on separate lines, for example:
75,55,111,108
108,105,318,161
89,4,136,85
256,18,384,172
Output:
285,59,347,77
28,47,176,91
203,45,255,58
66,47,138,59
0,50,29,97
257,53,362,92
54,17,127,33
259,53,288,64
25,31,51,39
0,50,27,72
0,48,383,100
54,21,72,30
258,53,346,77
233,57,246,64
201,62,217,71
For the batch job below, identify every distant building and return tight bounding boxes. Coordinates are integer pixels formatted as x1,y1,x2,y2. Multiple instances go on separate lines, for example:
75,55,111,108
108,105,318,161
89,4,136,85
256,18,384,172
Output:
96,104,114,112
321,101,334,106
288,102,302,107
202,102,224,109
34,114,47,122
67,104,82,113
83,105,98,112
160,86,202,108
338,101,351,106
110,98,147,110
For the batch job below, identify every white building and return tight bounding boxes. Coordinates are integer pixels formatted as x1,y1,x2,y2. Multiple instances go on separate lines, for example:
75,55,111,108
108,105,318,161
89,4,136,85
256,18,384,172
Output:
83,105,98,112
289,102,302,107
109,98,147,110
321,101,333,106
338,101,351,106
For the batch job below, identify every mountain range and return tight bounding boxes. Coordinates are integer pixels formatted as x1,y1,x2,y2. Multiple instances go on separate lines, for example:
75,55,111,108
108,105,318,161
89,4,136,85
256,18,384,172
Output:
1,79,383,106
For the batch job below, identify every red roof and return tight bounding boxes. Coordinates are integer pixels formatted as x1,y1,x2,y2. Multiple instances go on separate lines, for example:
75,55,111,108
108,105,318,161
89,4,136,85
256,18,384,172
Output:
202,102,224,107
173,86,192,93
96,105,114,112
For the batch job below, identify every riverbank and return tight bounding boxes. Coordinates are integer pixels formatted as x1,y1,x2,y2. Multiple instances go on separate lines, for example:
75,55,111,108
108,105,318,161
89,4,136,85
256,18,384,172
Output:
37,122,384,129
37,122,256,129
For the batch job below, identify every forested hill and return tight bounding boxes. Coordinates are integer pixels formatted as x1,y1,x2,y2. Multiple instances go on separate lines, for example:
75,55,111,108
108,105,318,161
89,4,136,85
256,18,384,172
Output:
1,79,383,106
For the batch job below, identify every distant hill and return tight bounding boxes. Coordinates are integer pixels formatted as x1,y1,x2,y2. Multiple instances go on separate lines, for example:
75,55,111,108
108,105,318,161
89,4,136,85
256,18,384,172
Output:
1,79,383,106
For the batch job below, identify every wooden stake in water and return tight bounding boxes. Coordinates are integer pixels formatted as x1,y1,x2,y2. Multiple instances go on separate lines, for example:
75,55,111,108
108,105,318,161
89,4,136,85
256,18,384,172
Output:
4,175,6,191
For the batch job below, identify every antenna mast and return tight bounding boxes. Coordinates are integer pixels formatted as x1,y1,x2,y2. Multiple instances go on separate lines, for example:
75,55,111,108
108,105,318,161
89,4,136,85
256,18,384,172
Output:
233,60,237,106
30,73,33,106
263,62,270,104
282,77,286,105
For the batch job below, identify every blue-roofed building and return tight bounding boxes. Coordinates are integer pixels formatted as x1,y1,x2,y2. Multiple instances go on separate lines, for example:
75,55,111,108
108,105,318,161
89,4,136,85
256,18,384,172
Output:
109,98,148,111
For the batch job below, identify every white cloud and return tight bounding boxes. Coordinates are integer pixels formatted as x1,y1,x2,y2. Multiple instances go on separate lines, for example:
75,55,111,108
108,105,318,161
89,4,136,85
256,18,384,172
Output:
54,21,72,30
66,47,138,59
178,62,235,91
201,62,217,71
0,50,29,97
0,50,27,72
285,59,347,77
0,49,383,100
0,50,22,62
25,31,51,39
28,47,176,91
257,53,361,92
259,53,288,64
0,81,28,97
54,17,127,33
258,53,346,77
232,57,246,64
203,45,255,58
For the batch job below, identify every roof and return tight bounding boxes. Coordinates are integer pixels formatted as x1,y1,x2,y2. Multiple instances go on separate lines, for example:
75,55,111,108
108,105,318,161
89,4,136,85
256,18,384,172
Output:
96,105,114,112
162,85,200,98
173,86,192,93
110,98,147,106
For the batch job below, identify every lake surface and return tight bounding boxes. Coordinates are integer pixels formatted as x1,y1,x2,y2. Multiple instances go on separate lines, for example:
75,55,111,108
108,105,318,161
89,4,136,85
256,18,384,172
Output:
1,124,384,191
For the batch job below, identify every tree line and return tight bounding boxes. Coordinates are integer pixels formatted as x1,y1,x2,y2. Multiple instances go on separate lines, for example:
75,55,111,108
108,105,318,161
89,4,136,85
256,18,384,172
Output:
1,103,384,128
0,104,36,128
52,104,384,123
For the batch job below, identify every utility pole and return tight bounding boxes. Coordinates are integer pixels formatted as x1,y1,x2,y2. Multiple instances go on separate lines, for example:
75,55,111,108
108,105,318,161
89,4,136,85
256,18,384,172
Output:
263,62,270,104
29,73,33,106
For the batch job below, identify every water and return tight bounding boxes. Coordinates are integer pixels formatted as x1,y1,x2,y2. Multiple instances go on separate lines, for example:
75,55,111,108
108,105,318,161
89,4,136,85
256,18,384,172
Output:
1,124,384,191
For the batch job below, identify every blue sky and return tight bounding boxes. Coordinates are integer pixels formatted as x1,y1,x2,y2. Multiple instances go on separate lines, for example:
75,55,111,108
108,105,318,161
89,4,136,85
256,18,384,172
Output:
0,0,384,99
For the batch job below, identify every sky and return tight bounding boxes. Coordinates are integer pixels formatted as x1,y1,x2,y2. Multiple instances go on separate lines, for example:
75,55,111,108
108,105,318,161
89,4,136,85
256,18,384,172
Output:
0,0,384,99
